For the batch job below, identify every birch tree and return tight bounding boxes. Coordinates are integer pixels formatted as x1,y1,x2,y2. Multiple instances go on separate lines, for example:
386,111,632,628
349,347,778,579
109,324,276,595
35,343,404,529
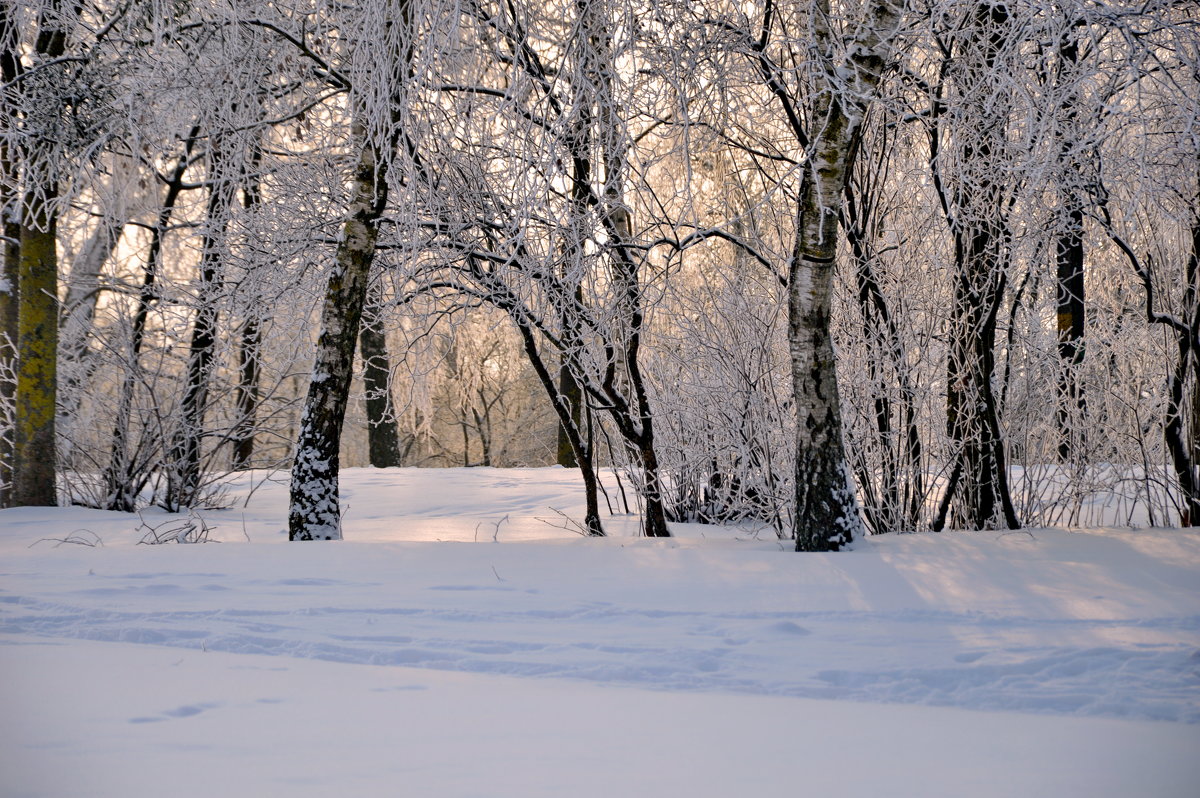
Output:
670,0,905,548
289,0,412,540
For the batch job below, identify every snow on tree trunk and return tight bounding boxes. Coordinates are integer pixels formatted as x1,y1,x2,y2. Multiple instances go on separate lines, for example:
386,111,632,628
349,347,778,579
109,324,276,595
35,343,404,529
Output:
289,119,388,540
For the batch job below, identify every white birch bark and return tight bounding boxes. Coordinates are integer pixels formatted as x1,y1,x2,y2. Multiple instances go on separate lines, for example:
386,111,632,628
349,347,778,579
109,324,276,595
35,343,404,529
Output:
791,0,903,550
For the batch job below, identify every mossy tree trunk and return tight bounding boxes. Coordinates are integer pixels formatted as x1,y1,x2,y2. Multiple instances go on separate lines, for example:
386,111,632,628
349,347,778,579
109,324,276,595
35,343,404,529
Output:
12,0,79,507
13,195,58,507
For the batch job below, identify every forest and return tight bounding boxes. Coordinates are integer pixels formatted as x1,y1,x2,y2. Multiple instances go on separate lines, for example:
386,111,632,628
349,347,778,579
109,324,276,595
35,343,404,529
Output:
2,0,1198,547
3,3,1199,793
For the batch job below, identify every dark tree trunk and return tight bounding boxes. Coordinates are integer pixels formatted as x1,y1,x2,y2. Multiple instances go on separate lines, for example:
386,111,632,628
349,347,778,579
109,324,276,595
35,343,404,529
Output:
944,223,1019,530
512,311,604,536
0,3,18,508
231,315,261,470
166,136,236,509
103,131,197,511
558,54,590,474
604,209,671,538
358,281,402,468
934,1,1019,531
1055,203,1086,461
633,430,670,538
289,122,389,540
231,138,264,471
556,355,582,467
471,403,492,467
1165,212,1200,526
844,149,925,534
1054,34,1087,462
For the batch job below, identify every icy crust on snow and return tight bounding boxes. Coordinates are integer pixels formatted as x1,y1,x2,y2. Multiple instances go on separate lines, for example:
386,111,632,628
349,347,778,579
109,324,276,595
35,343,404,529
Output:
1,467,1198,725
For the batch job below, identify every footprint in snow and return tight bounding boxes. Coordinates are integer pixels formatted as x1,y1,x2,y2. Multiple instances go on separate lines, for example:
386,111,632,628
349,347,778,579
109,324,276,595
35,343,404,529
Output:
276,578,343,587
129,702,222,724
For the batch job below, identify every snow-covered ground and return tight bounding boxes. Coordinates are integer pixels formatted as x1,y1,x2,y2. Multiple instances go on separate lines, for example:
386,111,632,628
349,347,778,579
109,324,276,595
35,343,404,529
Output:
2,467,1198,797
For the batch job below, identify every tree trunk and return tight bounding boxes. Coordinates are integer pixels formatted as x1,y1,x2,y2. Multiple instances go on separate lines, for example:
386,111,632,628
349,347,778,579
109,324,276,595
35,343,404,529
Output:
944,223,1018,530
166,135,235,509
358,281,402,467
289,120,389,540
12,3,78,507
1055,202,1086,461
604,206,671,538
1165,208,1200,526
103,132,197,511
13,191,58,507
471,403,492,467
582,0,669,538
288,0,413,540
936,1,1019,531
556,355,582,467
231,315,261,470
790,145,861,551
1054,34,1086,462
787,0,900,550
231,139,264,471
0,3,18,508
513,312,604,535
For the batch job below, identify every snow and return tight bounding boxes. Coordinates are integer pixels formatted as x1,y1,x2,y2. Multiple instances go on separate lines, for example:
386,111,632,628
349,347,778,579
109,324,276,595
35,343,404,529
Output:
2,466,1199,796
